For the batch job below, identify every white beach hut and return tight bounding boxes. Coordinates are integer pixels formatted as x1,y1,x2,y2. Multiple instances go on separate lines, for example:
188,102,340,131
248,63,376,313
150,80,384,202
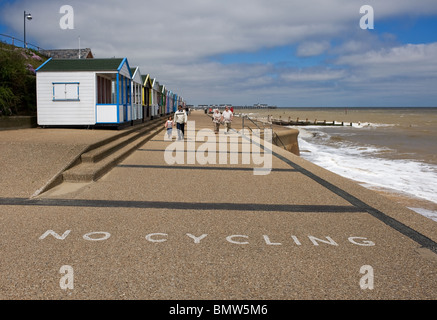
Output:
130,66,143,124
36,58,133,127
151,78,160,119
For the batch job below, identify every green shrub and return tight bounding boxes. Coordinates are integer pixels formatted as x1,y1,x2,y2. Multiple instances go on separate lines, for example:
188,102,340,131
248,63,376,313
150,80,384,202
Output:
0,45,45,116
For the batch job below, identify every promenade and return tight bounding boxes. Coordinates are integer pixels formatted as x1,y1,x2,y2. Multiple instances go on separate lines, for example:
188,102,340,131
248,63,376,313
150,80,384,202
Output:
0,110,436,300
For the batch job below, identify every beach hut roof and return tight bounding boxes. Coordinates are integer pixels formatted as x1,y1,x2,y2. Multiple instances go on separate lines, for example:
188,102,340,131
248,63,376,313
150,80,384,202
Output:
142,74,152,87
36,58,129,73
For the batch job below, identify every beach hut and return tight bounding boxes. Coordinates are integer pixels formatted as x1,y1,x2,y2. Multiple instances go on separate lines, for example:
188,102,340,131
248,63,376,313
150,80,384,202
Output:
173,93,178,112
36,57,133,127
160,84,166,116
151,78,160,119
130,66,143,124
166,89,172,115
178,96,184,109
142,74,152,121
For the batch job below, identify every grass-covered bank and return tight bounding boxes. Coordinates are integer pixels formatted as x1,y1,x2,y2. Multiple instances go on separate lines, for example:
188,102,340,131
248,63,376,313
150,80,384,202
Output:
0,42,48,117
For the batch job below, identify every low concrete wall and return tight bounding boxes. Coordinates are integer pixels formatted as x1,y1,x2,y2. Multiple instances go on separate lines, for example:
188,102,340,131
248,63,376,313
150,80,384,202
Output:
0,116,37,130
241,116,300,156
272,126,300,156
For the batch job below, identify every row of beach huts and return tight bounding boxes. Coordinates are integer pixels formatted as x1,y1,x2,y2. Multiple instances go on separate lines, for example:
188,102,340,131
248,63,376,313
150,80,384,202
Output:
35,56,187,127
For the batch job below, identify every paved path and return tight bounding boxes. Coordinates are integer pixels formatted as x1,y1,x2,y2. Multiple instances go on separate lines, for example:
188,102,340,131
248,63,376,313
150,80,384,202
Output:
1,111,436,301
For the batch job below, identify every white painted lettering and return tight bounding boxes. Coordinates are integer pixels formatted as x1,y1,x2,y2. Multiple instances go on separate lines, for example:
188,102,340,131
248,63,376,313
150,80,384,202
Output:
348,236,375,246
226,235,249,245
291,235,302,246
308,235,338,246
186,233,208,244
263,235,282,245
145,233,168,243
39,229,71,240
83,231,110,241
38,231,376,249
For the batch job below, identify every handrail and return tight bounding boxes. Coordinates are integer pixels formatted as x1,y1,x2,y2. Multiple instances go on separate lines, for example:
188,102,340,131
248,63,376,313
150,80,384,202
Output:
207,112,289,151
0,33,45,52
273,131,288,150
242,115,288,150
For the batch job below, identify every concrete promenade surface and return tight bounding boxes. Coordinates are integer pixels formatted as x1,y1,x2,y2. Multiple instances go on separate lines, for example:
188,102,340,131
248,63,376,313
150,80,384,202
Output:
0,110,436,301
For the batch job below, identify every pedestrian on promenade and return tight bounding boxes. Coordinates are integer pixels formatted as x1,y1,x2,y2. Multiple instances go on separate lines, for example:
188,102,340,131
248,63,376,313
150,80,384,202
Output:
221,105,233,133
165,116,174,140
174,105,187,140
212,108,221,134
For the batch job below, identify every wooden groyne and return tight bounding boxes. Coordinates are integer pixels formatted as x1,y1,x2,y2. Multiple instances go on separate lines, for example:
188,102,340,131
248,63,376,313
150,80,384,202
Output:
270,117,353,127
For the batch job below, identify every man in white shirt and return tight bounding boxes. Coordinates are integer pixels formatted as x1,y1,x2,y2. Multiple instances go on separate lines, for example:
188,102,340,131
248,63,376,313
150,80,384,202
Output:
174,105,187,140
221,105,233,133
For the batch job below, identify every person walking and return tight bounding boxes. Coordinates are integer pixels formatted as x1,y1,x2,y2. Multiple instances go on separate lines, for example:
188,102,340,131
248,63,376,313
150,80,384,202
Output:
221,105,233,133
174,105,187,140
165,116,173,140
212,108,221,134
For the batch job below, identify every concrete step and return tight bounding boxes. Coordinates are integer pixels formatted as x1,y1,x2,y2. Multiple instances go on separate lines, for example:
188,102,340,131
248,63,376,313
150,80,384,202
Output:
62,120,165,182
81,120,163,163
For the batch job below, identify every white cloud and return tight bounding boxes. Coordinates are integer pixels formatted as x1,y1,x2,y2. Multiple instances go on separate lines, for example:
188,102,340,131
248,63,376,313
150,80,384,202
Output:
336,42,437,79
297,41,330,57
281,68,346,82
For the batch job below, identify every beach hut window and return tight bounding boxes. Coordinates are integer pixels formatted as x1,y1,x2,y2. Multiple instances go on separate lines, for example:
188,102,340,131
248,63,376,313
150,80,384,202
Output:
52,82,80,101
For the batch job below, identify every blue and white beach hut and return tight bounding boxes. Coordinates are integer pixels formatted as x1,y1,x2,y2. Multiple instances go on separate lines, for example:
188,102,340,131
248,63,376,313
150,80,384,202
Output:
36,58,133,126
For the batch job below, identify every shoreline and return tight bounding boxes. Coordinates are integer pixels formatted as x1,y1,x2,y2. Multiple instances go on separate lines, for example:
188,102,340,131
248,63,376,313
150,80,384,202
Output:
243,111,437,223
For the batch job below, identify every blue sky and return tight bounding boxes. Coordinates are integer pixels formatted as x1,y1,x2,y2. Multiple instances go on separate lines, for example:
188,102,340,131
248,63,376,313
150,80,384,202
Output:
1,0,437,107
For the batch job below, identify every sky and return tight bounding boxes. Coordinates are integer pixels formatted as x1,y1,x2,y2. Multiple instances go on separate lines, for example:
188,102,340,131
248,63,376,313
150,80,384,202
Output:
1,0,437,107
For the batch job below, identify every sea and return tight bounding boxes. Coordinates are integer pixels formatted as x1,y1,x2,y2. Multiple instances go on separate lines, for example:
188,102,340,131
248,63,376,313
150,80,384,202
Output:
238,107,437,222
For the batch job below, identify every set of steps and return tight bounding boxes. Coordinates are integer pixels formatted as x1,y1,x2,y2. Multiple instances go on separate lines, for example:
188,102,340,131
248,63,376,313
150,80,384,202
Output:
62,118,165,183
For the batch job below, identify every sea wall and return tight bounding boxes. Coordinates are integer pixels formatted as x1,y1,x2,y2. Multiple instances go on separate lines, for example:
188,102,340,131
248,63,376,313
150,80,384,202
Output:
241,116,300,156
0,116,37,131
272,125,300,156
